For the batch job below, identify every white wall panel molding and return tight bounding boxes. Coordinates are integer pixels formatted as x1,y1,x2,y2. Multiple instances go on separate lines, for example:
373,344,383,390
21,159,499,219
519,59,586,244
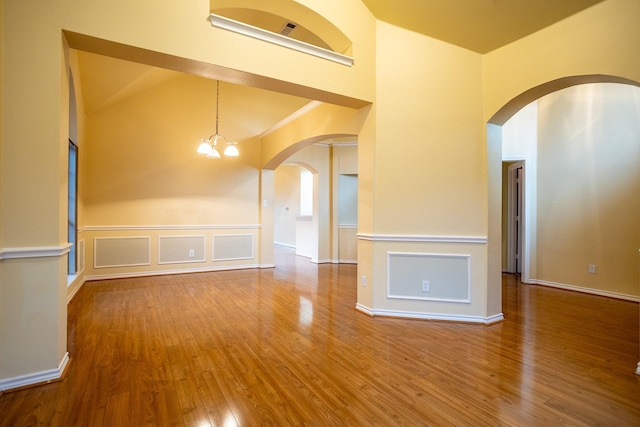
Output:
0,352,69,392
84,224,260,231
338,224,357,229
212,234,255,261
158,235,206,265
387,252,472,303
532,279,640,303
357,233,487,244
94,236,150,269
0,243,72,261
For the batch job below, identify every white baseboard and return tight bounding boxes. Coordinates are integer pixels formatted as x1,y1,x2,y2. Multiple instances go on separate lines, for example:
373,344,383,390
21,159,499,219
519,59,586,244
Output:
532,279,639,302
85,264,260,282
0,352,69,391
274,242,295,249
355,304,503,324
355,303,374,316
67,276,86,304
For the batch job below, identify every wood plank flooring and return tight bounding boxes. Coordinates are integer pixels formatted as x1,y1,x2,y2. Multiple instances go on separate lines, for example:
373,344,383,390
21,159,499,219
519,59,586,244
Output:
1,247,639,426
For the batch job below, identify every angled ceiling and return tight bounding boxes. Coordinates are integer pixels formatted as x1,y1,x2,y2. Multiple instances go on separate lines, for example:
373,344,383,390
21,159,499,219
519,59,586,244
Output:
75,51,312,143
360,0,605,53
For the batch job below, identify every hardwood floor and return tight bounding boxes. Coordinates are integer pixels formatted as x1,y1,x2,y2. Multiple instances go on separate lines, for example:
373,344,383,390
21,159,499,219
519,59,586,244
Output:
1,247,639,426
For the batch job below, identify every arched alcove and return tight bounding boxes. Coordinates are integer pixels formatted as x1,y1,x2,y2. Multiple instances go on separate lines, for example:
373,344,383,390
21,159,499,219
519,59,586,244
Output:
487,74,640,313
210,0,353,55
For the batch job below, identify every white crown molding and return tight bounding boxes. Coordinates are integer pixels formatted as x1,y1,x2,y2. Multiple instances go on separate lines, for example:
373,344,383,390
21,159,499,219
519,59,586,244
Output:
84,224,260,231
357,234,487,244
209,14,354,67
532,279,640,302
0,352,69,392
0,243,72,261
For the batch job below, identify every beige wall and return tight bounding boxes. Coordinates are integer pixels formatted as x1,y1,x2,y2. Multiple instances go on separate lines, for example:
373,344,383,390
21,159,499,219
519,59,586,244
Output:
537,83,640,296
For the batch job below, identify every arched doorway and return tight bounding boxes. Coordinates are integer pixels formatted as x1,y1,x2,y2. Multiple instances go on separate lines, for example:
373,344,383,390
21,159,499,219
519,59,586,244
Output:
487,76,640,374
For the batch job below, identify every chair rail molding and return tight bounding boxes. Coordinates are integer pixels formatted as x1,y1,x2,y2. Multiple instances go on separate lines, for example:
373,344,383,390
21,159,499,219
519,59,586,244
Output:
0,243,72,260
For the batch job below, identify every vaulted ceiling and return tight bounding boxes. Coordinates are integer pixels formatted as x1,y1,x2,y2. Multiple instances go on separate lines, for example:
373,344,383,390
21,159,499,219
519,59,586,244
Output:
360,0,604,53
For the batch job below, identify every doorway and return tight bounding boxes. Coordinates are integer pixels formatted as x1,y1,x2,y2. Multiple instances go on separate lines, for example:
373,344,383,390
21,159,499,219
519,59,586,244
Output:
505,161,524,275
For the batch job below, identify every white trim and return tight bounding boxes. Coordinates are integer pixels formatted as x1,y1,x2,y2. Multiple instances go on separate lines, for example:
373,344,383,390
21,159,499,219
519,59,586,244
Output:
67,276,86,304
0,243,72,260
0,352,69,391
335,259,357,264
636,362,640,376
93,236,150,269
531,279,640,303
357,234,487,244
259,264,275,269
356,307,504,324
212,234,255,261
85,264,260,282
157,234,206,265
387,252,472,304
209,14,354,67
274,242,296,249
84,224,260,231
338,224,357,229
355,303,374,317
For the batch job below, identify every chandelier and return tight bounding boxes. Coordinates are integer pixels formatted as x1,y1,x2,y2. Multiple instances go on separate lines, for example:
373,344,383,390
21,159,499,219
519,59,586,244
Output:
197,80,239,158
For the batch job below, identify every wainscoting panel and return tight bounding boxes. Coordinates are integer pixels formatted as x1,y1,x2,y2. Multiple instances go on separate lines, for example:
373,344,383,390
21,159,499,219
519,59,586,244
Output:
158,235,206,264
94,237,150,268
387,252,471,303
212,234,254,261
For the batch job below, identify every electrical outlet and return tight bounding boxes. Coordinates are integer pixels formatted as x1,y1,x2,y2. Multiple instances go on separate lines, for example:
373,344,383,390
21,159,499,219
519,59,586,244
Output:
361,275,367,287
188,249,195,258
422,280,430,292
588,264,596,274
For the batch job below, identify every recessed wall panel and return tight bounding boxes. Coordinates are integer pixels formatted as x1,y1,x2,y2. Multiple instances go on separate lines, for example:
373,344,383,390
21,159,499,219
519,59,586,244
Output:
388,252,471,303
158,235,206,264
94,237,150,268
212,234,254,261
